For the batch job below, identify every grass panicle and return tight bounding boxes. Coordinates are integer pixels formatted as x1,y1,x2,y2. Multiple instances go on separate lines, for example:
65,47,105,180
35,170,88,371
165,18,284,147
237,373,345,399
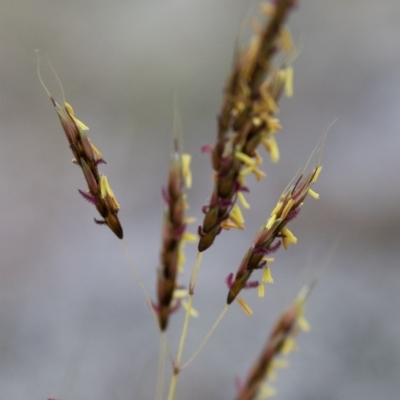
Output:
198,0,297,252
37,58,123,239
155,136,195,331
227,163,322,304
236,282,312,400
37,1,334,400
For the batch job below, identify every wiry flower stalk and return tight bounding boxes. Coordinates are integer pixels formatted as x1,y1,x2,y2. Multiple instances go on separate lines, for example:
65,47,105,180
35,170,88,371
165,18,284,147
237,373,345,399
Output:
198,0,297,252
38,62,123,238
236,282,313,400
156,139,195,331
227,163,322,304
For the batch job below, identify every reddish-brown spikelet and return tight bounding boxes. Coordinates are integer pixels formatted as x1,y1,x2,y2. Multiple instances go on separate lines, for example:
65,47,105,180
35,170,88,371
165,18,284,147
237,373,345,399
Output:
156,150,189,331
227,164,321,304
50,95,123,239
198,0,298,252
236,283,310,400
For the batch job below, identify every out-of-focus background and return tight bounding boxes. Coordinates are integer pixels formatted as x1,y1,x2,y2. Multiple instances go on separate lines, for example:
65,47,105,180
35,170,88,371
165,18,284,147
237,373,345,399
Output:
1,0,400,399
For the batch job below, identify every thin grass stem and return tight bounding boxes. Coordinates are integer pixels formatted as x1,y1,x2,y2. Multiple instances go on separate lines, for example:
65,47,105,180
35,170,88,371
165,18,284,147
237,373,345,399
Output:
181,304,229,370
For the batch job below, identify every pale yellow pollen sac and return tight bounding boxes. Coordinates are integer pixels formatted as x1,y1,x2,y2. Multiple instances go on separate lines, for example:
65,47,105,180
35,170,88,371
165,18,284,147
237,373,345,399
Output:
220,220,236,231
232,101,246,118
280,27,294,52
262,266,274,284
262,257,275,264
281,227,297,250
100,175,120,210
281,227,297,244
177,249,185,274
297,314,311,332
271,201,283,217
283,67,294,98
262,136,280,163
265,214,276,230
173,288,189,299
266,117,282,133
64,102,89,131
280,198,294,219
181,300,199,318
253,166,267,181
181,153,192,189
258,283,265,298
235,151,257,167
252,116,263,127
229,204,245,229
259,382,277,399
308,188,320,199
184,216,197,224
280,337,296,355
236,297,253,316
237,191,251,209
182,232,197,244
311,166,323,183
272,358,289,370
89,140,103,160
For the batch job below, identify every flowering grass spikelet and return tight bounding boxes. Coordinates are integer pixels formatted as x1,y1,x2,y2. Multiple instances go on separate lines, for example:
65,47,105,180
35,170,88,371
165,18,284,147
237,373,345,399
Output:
236,281,312,400
198,0,299,252
37,57,123,239
227,159,322,304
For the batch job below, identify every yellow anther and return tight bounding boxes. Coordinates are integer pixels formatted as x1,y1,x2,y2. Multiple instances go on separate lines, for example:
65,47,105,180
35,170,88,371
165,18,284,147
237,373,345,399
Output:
308,188,320,199
230,204,245,229
262,136,280,163
271,201,283,217
272,358,289,369
280,198,294,219
252,116,263,127
281,338,296,355
311,166,323,183
235,151,256,166
182,232,197,243
262,266,274,284
89,140,103,159
173,289,189,299
181,300,199,318
284,67,294,98
238,191,251,209
100,175,120,210
240,166,253,177
258,283,265,298
253,166,267,181
182,153,192,188
262,257,275,263
236,297,253,316
184,216,197,224
259,383,277,399
281,227,297,245
265,214,276,230
177,249,185,273
297,315,311,332
280,27,294,52
64,102,89,130
267,118,282,132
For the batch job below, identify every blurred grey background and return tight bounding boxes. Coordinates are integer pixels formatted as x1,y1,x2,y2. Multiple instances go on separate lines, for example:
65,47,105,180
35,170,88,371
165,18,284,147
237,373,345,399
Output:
1,0,400,399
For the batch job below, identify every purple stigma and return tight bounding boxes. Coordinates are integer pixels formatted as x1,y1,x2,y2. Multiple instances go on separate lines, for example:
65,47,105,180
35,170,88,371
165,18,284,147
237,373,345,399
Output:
226,273,234,289
78,189,98,205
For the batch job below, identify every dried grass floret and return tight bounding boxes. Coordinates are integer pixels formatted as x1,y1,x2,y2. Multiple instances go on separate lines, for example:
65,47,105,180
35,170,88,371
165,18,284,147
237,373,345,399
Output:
227,163,321,304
